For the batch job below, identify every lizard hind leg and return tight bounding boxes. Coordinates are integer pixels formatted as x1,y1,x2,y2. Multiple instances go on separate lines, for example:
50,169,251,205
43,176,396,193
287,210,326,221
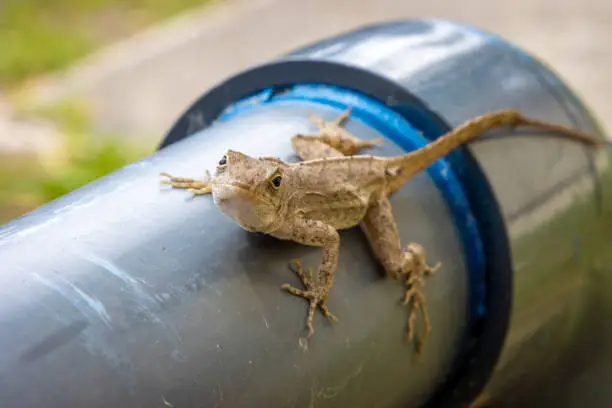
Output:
360,195,440,354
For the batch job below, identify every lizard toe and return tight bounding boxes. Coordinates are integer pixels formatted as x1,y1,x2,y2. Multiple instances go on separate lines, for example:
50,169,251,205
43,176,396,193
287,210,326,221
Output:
281,284,338,337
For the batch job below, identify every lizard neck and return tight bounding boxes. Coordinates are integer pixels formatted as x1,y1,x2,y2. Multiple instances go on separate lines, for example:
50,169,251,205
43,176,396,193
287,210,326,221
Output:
258,193,292,235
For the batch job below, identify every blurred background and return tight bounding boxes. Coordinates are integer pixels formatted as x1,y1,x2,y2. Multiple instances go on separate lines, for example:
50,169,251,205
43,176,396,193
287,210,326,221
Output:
0,0,609,224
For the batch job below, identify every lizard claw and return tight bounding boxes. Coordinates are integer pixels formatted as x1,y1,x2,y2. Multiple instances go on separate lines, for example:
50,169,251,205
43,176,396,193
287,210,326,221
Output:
282,260,338,338
288,259,314,289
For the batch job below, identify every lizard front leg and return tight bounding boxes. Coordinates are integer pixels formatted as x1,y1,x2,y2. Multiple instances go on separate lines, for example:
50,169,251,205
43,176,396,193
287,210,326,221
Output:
160,171,212,195
279,218,340,338
294,108,382,157
361,193,440,353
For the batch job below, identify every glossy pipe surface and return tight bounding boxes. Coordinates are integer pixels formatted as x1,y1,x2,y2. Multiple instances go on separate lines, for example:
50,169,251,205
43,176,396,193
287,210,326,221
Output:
0,101,471,408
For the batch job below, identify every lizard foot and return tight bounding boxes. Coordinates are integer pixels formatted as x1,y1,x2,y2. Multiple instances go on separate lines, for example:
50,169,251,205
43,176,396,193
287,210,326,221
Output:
281,259,338,338
160,171,212,195
403,243,440,281
401,243,440,354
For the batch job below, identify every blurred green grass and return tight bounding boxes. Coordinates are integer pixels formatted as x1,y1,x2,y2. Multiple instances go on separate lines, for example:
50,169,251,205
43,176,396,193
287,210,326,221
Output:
0,100,153,223
0,0,215,224
0,0,213,87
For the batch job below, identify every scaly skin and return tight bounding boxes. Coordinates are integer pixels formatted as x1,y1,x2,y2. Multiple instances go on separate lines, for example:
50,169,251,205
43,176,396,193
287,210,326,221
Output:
161,108,603,353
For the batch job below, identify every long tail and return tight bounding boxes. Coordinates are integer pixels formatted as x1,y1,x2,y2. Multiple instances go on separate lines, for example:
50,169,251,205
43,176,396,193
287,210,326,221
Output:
385,109,603,195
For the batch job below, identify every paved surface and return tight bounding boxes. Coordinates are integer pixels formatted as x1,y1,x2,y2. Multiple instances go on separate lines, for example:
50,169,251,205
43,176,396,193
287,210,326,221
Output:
9,0,612,147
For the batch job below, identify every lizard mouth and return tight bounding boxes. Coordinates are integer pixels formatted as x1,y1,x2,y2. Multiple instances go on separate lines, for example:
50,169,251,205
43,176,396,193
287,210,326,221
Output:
212,182,273,206
226,181,252,191
211,182,277,232
211,181,250,204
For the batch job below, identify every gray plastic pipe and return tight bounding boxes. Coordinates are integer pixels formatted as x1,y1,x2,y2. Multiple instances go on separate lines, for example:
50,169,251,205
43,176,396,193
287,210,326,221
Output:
0,19,611,408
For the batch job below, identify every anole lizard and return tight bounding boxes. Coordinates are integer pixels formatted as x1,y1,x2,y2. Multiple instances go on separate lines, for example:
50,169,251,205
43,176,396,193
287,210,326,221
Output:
160,108,603,352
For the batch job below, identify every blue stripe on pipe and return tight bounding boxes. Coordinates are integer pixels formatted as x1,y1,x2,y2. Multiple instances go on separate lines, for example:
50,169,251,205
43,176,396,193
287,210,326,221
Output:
216,84,486,321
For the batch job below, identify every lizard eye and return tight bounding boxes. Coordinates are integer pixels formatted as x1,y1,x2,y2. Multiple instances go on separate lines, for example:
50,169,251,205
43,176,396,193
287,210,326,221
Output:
271,175,282,188
218,155,227,166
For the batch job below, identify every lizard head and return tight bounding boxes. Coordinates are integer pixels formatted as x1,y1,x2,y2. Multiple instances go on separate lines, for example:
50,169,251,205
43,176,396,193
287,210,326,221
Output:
211,150,288,233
